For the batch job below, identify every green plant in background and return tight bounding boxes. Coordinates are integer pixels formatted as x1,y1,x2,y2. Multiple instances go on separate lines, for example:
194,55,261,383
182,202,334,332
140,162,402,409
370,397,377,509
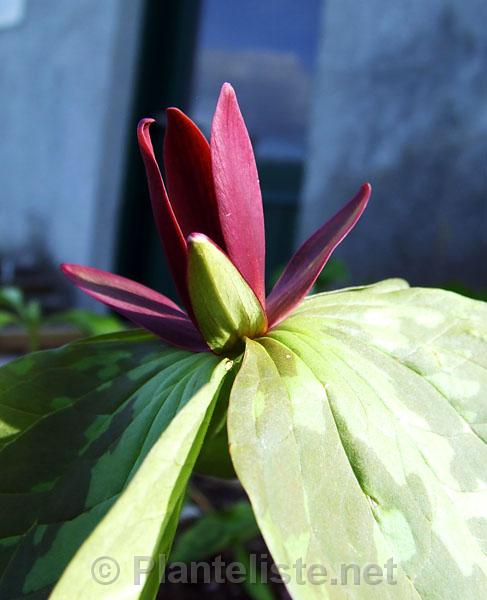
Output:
1,84,486,599
172,501,259,564
47,308,125,337
271,258,349,296
0,286,41,352
0,286,124,352
171,500,273,600
441,281,487,302
313,257,349,292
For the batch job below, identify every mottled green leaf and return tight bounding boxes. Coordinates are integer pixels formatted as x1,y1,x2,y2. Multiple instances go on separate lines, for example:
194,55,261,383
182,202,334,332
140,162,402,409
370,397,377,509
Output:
53,357,230,599
0,330,232,598
187,233,267,354
228,280,487,599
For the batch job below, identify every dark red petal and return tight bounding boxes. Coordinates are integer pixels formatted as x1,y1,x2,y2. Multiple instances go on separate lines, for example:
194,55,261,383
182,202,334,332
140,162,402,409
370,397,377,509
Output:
61,264,207,352
137,118,191,312
266,183,372,327
210,83,266,307
164,108,225,249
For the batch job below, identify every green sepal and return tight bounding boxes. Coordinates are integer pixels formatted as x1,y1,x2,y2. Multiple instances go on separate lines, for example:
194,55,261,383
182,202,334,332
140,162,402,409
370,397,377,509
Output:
187,233,267,355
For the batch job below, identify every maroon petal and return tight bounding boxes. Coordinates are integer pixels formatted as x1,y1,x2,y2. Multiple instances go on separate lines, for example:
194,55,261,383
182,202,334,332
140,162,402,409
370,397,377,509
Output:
164,108,225,249
210,83,266,307
61,264,208,352
137,119,191,312
266,183,371,327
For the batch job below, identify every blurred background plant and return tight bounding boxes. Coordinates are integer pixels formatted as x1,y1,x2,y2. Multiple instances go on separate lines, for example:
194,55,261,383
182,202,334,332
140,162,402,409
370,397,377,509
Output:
171,486,280,600
0,286,41,352
0,285,124,354
269,258,350,296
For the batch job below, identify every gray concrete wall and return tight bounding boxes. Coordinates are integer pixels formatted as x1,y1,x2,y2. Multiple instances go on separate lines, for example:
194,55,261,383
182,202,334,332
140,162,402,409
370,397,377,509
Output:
0,0,142,282
300,0,487,289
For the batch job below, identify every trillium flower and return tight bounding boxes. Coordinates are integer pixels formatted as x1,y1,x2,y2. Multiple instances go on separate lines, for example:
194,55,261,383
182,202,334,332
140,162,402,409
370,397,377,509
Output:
62,83,370,354
7,82,487,600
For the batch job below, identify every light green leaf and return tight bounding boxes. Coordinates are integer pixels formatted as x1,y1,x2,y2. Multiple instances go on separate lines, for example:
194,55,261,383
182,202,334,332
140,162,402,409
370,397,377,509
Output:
187,233,267,354
228,281,487,599
0,330,232,598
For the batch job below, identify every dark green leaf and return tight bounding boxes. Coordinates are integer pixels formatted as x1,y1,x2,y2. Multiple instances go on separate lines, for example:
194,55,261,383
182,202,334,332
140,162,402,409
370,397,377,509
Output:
0,330,232,598
233,543,275,600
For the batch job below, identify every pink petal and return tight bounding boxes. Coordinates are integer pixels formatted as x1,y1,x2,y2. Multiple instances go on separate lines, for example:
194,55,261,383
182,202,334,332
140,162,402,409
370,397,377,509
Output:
137,119,191,312
266,183,372,327
164,108,225,249
61,264,208,352
210,83,266,307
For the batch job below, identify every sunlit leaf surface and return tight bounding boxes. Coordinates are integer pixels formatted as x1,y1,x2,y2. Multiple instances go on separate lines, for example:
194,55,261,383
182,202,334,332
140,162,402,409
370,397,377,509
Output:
229,280,487,599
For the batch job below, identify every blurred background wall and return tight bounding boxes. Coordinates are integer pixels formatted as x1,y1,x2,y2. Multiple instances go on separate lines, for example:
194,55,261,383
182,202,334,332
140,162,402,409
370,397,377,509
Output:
0,0,142,308
301,0,487,290
0,0,485,315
